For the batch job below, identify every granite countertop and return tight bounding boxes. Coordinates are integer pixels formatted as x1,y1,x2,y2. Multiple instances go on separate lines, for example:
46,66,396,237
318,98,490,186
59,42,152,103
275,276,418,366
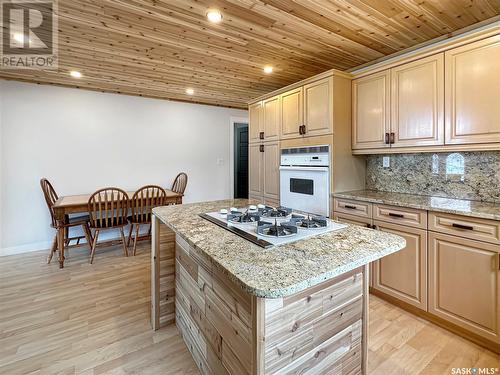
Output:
153,199,405,298
333,190,500,221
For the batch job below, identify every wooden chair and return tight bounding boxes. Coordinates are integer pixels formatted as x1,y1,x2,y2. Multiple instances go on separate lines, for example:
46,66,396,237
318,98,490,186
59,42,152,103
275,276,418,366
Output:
128,185,167,256
87,187,129,264
40,178,93,264
171,172,188,195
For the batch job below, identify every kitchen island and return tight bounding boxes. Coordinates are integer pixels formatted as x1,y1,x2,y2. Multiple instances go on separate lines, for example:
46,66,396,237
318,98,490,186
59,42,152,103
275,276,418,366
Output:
151,199,405,374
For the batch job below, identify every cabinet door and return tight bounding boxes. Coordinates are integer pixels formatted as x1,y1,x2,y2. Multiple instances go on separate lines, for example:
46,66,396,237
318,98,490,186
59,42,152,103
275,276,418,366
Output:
249,101,263,143
352,71,391,150
303,77,333,137
249,143,263,197
372,221,427,310
263,142,280,200
280,87,303,139
445,35,500,145
429,232,500,343
263,96,280,142
391,54,444,147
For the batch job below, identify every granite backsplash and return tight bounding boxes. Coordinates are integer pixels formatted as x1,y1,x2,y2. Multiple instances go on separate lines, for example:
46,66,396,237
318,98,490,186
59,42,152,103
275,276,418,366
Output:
365,152,500,203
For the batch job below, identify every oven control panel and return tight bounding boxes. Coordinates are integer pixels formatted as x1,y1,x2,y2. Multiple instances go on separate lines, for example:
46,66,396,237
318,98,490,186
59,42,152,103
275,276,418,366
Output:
280,145,329,167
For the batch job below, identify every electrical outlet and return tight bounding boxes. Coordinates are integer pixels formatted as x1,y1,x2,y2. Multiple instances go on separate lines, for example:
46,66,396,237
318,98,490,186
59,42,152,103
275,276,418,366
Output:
383,156,390,168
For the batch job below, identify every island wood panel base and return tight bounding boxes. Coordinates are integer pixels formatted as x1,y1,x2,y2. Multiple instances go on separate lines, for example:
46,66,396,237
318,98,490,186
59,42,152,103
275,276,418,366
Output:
172,236,368,373
370,288,500,354
151,217,176,330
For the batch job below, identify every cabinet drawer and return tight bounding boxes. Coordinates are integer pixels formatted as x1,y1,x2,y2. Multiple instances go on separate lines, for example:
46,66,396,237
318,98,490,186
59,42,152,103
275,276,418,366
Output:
429,212,500,245
334,212,372,228
373,204,427,229
334,198,372,218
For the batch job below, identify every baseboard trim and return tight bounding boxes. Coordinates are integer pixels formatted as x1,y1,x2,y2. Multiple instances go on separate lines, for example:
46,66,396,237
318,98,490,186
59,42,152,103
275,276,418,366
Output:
0,241,53,256
0,226,152,257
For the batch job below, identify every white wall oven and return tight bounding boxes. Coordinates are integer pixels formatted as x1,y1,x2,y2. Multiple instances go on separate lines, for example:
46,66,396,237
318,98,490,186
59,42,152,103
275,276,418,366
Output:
279,146,330,217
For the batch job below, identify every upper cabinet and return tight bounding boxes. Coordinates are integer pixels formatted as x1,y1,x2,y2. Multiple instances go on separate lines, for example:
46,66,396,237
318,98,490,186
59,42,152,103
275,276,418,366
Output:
352,70,391,150
352,31,500,154
280,87,303,139
445,35,500,145
391,54,444,148
249,102,263,144
250,76,335,143
303,77,333,137
262,96,280,142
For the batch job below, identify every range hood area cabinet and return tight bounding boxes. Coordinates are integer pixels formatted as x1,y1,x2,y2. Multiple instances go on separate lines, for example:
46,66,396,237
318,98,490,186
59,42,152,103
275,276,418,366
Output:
352,33,500,153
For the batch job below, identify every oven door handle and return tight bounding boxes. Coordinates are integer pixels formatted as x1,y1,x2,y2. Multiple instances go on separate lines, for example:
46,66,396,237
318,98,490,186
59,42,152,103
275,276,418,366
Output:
279,166,329,172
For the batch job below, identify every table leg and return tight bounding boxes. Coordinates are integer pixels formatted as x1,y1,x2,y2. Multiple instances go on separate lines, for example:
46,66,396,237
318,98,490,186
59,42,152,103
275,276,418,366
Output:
56,224,65,268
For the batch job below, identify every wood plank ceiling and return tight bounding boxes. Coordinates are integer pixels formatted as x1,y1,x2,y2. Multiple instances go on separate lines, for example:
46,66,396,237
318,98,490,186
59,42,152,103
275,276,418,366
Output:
0,0,499,108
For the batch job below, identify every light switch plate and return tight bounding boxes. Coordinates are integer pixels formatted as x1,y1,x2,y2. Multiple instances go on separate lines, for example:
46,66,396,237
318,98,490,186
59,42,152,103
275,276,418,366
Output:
383,156,390,168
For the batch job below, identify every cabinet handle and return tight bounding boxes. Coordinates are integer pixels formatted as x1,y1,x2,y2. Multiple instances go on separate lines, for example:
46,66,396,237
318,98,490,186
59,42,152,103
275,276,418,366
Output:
344,205,357,210
298,125,303,135
385,133,390,144
259,145,264,152
452,223,473,230
302,125,306,135
259,131,264,140
390,132,395,144
388,212,404,218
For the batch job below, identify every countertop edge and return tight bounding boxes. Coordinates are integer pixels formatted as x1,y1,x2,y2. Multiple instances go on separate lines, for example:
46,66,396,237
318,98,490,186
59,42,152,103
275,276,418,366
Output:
154,210,406,299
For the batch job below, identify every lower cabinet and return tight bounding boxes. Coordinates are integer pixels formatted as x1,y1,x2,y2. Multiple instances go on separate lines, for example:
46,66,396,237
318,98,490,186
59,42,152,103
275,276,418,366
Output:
428,231,500,344
249,141,280,204
249,143,263,197
372,220,428,310
334,199,500,350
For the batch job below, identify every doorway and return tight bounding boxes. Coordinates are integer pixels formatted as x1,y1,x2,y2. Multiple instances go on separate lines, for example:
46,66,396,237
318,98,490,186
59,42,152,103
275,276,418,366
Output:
234,123,249,199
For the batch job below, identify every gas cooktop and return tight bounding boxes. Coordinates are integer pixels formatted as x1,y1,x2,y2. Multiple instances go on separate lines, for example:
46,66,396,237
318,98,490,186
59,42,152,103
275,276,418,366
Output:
200,205,347,248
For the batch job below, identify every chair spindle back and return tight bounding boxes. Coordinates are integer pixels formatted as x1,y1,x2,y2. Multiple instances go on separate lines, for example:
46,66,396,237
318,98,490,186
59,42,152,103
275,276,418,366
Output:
40,178,59,227
87,188,129,229
171,172,188,195
130,185,167,223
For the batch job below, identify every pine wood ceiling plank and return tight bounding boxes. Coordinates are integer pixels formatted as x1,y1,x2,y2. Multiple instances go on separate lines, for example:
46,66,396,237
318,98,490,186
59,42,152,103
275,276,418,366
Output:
297,0,420,48
0,0,497,107
259,0,400,54
334,0,438,43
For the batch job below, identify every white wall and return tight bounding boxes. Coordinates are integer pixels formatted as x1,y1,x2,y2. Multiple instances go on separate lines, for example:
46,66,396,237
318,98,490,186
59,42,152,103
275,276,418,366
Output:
0,80,247,254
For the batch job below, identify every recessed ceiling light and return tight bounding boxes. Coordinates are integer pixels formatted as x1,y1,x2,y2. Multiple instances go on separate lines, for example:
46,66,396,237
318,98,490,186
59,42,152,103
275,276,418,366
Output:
186,88,194,95
70,71,82,78
206,9,222,23
263,66,273,74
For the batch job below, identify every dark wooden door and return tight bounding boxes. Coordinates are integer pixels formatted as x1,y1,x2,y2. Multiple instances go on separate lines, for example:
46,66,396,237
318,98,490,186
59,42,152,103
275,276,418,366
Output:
234,124,249,198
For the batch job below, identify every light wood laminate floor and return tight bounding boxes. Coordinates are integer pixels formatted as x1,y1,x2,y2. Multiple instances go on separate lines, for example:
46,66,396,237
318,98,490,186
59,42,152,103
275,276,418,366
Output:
0,243,498,374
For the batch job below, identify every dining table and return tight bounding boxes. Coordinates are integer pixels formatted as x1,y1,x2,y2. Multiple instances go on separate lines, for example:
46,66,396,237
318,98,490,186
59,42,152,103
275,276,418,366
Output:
52,189,183,268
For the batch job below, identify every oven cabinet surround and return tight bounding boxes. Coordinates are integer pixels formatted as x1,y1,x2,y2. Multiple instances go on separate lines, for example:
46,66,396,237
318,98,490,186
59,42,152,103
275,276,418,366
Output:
151,200,406,374
332,194,500,353
351,31,500,154
249,70,366,201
